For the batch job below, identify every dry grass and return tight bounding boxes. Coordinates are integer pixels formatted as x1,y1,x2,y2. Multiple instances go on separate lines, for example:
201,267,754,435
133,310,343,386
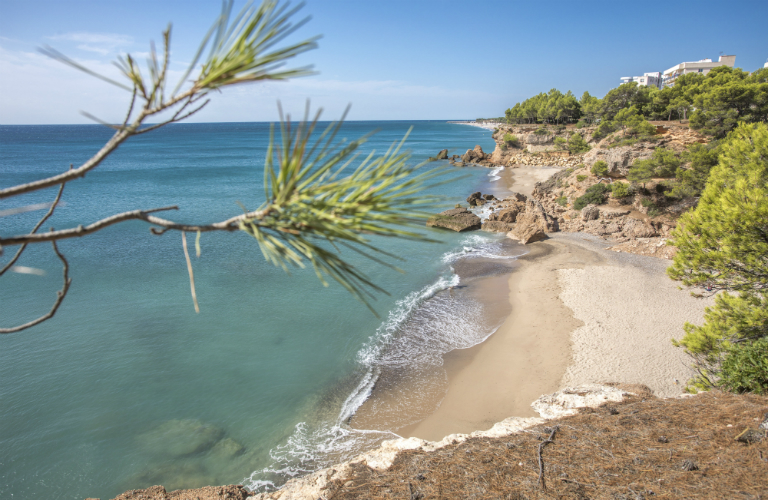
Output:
320,389,768,499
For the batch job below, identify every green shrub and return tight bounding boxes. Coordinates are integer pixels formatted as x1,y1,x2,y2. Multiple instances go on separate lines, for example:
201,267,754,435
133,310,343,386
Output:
554,137,567,150
611,181,631,198
591,160,609,177
592,120,617,140
564,167,575,175
503,133,520,148
573,183,611,210
576,174,587,182
568,133,591,154
575,120,586,129
640,198,655,207
533,127,549,136
556,196,568,207
720,337,768,394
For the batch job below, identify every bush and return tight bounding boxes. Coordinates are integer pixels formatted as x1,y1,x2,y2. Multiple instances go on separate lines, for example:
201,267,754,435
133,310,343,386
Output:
611,181,631,198
554,137,567,150
575,120,586,129
533,127,549,136
720,337,768,394
576,174,587,182
568,133,591,154
574,183,611,210
591,160,609,177
556,196,568,207
592,120,617,140
503,133,520,148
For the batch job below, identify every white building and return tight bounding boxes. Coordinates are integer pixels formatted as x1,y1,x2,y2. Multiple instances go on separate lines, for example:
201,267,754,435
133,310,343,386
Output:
620,72,662,88
662,55,736,87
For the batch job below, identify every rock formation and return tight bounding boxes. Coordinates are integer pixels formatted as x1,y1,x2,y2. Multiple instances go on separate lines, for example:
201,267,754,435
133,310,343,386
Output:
426,207,482,232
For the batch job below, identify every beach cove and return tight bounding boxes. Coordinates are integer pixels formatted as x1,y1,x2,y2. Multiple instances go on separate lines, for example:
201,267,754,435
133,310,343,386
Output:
347,162,712,444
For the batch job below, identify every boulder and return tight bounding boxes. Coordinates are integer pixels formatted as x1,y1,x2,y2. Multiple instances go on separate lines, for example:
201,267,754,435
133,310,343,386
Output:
623,218,658,238
483,194,496,201
482,221,514,233
496,207,521,223
508,224,547,244
582,204,600,221
435,149,448,160
506,192,528,203
473,145,486,159
426,208,481,232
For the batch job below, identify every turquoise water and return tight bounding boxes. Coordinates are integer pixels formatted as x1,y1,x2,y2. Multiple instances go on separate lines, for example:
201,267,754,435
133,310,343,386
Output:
0,121,503,499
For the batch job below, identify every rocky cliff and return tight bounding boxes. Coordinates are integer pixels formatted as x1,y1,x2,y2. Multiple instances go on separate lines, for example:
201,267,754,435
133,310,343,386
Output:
432,122,709,259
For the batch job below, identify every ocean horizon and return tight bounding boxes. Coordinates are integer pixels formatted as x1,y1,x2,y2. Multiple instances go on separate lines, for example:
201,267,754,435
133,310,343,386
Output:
1,120,511,499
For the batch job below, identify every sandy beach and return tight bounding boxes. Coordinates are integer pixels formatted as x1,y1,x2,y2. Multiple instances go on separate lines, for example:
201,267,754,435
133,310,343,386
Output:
400,165,713,441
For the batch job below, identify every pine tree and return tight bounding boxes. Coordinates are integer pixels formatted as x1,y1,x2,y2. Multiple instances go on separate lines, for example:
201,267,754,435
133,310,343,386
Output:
668,122,768,391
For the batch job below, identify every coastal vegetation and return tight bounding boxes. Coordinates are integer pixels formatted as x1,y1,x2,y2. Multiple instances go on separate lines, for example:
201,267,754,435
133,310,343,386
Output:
668,122,768,393
504,66,768,139
573,183,610,210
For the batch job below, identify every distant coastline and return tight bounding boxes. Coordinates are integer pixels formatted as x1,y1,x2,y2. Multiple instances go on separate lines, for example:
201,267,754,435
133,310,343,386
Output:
447,120,501,130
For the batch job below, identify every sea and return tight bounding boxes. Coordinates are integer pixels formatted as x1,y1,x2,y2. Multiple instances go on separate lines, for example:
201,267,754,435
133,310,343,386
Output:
0,121,523,499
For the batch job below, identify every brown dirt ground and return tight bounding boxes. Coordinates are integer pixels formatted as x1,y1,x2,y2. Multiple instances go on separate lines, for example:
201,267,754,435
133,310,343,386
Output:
320,388,768,500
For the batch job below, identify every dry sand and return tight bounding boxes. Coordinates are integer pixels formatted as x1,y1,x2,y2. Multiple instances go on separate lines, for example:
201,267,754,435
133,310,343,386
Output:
401,166,713,441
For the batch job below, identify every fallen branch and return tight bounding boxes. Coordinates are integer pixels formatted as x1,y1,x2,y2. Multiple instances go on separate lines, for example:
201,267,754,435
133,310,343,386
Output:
537,425,559,490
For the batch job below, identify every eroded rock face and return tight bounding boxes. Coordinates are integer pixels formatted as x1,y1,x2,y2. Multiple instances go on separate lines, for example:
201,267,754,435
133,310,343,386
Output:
106,484,252,500
426,208,481,232
583,145,653,177
481,221,514,233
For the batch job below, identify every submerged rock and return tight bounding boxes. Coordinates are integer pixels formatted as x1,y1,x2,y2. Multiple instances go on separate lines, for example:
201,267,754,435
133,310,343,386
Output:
137,419,225,458
209,437,245,460
426,208,481,232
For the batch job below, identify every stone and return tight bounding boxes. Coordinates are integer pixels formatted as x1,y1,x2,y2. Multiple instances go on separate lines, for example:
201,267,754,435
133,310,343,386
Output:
508,224,546,244
137,419,225,458
426,208,481,232
581,204,600,221
483,194,496,201
473,145,486,159
435,149,448,160
481,221,514,233
623,218,658,238
506,192,527,203
466,191,482,205
496,207,520,223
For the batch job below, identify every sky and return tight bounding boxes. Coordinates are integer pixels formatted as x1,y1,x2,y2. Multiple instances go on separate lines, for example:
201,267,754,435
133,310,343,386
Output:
1,0,767,124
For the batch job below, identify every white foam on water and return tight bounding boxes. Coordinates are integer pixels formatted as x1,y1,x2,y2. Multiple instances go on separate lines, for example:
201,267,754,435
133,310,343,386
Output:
488,166,503,182
245,232,516,493
441,233,523,263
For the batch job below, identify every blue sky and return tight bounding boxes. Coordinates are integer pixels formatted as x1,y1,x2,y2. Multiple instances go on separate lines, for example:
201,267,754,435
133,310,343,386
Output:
1,0,767,124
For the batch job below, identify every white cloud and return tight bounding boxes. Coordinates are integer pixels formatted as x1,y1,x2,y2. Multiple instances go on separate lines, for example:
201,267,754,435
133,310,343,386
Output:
48,32,134,46
46,32,133,57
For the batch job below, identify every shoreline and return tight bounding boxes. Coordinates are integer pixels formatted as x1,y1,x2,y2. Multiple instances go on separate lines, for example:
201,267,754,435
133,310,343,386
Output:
393,164,712,441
